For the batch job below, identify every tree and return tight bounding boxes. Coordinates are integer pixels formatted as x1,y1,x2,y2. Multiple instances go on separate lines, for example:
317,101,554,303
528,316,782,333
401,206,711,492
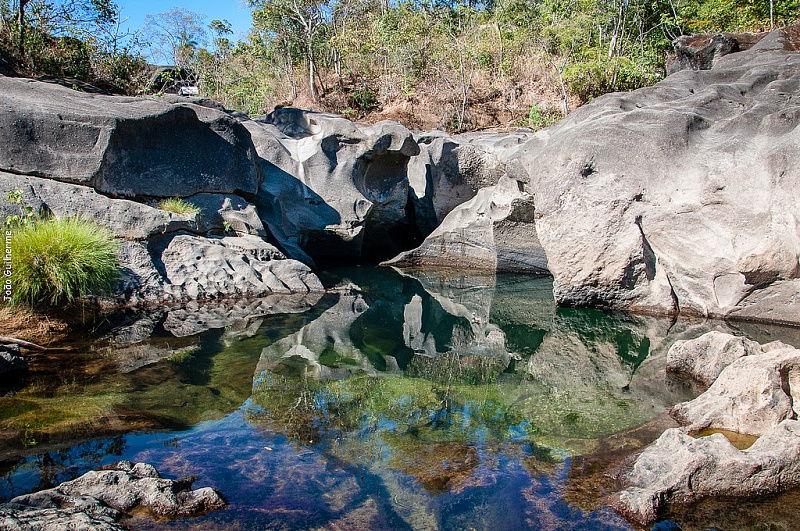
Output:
250,0,332,102
144,7,207,67
13,0,116,58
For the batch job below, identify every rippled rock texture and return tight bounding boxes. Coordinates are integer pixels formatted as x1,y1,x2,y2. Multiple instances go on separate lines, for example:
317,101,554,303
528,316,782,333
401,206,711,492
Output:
0,461,224,530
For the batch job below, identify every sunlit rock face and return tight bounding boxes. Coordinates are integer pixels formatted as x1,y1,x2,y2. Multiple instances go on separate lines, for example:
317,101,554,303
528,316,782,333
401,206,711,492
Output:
0,79,324,306
388,132,548,273
242,109,421,265
0,77,262,196
513,26,800,323
613,334,800,525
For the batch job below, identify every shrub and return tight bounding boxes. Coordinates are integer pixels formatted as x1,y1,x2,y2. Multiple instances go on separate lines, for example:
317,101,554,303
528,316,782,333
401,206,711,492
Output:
157,197,201,215
564,57,661,103
9,217,118,307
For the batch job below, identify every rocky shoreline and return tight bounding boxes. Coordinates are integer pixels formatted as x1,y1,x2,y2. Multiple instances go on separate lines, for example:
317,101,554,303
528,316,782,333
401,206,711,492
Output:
0,23,799,530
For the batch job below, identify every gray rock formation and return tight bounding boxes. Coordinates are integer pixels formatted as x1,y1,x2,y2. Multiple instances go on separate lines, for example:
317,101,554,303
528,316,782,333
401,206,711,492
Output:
113,233,322,306
613,334,800,523
670,345,800,436
666,331,763,385
0,78,325,307
243,108,420,264
0,77,263,197
611,420,800,525
385,176,548,272
0,461,225,530
511,25,800,324
407,131,529,235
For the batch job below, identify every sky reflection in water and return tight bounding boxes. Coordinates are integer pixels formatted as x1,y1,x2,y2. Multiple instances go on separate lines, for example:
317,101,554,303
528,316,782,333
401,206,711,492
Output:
1,267,796,530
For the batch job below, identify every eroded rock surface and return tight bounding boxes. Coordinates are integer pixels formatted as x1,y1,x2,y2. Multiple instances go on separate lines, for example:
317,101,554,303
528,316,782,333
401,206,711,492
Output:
670,345,800,436
614,332,800,523
0,461,225,530
512,25,800,324
0,77,262,197
244,109,420,265
611,421,800,525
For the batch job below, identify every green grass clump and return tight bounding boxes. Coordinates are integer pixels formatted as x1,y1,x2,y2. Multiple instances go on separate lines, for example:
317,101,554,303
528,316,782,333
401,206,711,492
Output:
157,197,200,215
10,217,118,307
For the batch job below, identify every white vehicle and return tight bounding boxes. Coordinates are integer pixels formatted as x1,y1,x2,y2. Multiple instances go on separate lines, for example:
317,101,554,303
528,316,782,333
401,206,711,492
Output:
178,85,199,96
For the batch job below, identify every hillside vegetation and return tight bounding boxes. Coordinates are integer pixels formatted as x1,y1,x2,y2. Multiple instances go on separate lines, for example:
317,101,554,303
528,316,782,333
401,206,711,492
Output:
0,0,797,131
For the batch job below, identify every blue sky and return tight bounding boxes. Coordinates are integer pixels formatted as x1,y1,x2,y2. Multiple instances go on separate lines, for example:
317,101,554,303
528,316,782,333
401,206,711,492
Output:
116,0,254,43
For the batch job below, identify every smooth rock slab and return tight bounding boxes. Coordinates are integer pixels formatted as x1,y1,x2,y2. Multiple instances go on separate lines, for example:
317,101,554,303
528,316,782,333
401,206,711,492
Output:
0,461,225,530
611,420,800,525
666,331,763,386
0,77,263,197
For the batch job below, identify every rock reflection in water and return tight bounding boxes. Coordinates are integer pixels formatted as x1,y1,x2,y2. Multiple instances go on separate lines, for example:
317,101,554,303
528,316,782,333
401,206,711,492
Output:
2,267,795,529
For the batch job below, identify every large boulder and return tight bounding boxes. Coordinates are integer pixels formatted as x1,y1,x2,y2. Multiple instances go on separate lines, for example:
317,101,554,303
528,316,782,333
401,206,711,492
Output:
670,345,800,436
114,233,323,306
666,331,763,385
511,25,800,324
611,420,800,525
385,176,548,272
407,131,529,235
386,130,546,272
243,108,420,265
0,76,263,197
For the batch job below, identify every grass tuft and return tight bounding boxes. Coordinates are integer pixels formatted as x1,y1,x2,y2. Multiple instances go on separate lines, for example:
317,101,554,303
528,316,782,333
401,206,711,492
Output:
157,197,200,215
9,217,119,307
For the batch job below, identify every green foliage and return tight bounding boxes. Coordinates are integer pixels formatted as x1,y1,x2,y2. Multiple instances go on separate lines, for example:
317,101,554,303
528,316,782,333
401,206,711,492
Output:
157,197,201,215
525,103,561,129
4,189,34,227
9,216,119,307
564,57,661,103
346,87,378,111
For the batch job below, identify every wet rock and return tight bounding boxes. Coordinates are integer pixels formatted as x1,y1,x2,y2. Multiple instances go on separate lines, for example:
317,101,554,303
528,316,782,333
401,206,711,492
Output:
0,344,28,382
511,25,800,324
611,420,800,525
162,292,324,337
244,109,420,264
0,461,225,530
614,334,800,523
670,345,800,436
666,331,763,386
0,76,263,197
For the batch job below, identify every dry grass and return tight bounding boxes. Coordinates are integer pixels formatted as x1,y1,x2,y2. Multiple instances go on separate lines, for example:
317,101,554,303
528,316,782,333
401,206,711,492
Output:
0,305,70,344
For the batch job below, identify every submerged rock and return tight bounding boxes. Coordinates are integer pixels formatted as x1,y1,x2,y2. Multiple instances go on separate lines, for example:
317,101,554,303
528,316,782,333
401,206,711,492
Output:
611,421,800,525
0,461,225,530
0,344,28,384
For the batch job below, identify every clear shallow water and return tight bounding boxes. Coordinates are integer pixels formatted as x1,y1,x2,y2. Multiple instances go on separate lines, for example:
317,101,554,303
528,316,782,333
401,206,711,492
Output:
0,267,798,530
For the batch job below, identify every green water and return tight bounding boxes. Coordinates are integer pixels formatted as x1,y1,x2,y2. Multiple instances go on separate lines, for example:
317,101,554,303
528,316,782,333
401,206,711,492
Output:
0,267,797,530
